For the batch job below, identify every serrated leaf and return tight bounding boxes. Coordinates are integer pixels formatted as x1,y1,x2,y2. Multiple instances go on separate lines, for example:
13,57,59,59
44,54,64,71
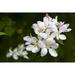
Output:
0,32,7,35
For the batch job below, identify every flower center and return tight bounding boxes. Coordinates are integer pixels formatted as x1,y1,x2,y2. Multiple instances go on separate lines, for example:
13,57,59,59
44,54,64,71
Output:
38,28,42,32
45,24,49,29
33,40,39,47
46,44,51,49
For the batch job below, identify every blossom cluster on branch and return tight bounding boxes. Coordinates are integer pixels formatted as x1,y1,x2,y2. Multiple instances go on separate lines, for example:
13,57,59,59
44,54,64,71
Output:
6,14,72,60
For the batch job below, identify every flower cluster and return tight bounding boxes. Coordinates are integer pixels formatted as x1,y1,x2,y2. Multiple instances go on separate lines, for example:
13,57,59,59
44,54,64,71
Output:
6,14,72,60
23,14,72,57
6,44,29,60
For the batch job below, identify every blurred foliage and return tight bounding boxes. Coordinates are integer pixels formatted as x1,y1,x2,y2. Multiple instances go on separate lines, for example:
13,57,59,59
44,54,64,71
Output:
0,13,75,62
0,32,7,35
0,16,15,36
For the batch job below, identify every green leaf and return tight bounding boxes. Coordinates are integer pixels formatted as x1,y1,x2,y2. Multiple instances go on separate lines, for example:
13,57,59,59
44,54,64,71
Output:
0,32,7,35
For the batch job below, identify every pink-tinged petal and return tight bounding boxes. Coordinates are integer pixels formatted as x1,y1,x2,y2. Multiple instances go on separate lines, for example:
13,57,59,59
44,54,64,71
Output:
43,17,49,25
59,24,69,32
49,24,57,32
51,42,59,49
48,39,59,49
59,22,64,26
49,39,56,44
41,48,48,57
43,15,52,25
49,48,58,57
59,34,66,40
38,40,45,48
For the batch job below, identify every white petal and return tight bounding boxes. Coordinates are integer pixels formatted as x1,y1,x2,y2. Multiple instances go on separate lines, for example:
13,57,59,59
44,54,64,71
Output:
49,39,56,44
25,42,31,45
32,46,39,53
26,45,34,51
43,15,52,25
67,28,72,32
9,48,13,53
13,54,18,60
41,48,47,57
6,49,13,58
26,45,39,53
22,51,28,55
18,44,25,50
34,28,39,34
43,17,49,25
14,48,18,52
50,33,56,38
37,21,44,28
6,53,12,58
51,43,59,49
52,16,58,23
23,55,29,59
13,48,19,55
23,36,31,41
65,24,69,28
59,34,66,40
49,48,58,57
49,39,59,49
32,23,38,29
39,33,47,39
32,37,37,42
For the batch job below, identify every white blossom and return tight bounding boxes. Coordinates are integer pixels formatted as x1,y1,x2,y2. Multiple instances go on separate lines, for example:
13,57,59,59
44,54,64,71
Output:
24,36,40,53
39,39,59,57
6,44,29,60
6,47,19,60
55,22,72,40
17,44,29,59
32,21,45,34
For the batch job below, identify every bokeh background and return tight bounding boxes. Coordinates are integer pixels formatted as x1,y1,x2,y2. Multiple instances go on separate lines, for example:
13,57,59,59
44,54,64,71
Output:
0,13,74,62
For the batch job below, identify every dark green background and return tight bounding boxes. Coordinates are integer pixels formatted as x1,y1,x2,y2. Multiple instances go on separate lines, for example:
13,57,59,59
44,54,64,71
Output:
0,13,74,62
